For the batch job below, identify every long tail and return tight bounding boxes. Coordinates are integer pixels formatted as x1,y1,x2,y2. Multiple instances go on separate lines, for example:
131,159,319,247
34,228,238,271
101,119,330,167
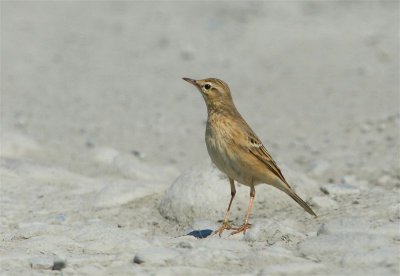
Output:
273,179,317,217
285,188,317,217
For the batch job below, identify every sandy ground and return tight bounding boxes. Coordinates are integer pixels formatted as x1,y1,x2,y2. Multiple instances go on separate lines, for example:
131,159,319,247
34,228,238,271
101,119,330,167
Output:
1,1,399,275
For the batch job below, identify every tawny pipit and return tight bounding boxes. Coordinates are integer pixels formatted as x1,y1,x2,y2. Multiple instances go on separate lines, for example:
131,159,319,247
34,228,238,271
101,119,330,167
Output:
183,77,317,236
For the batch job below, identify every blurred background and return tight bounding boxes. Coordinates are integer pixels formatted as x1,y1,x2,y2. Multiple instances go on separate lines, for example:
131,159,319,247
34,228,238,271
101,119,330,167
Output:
1,1,398,181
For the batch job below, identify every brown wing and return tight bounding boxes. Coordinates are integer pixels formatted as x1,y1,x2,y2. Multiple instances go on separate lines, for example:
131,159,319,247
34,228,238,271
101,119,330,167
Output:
246,133,289,185
231,112,289,185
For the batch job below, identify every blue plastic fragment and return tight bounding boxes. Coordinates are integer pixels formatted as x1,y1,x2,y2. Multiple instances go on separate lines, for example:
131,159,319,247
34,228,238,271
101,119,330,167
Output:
186,229,213,239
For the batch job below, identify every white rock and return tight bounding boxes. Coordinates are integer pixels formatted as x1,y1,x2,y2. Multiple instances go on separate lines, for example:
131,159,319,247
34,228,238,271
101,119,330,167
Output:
309,196,338,209
133,247,181,265
29,255,66,271
158,161,232,225
320,183,360,196
30,257,54,270
92,179,167,208
244,219,306,244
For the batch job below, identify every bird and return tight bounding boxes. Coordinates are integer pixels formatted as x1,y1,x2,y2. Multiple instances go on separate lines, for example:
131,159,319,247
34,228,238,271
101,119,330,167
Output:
182,77,317,236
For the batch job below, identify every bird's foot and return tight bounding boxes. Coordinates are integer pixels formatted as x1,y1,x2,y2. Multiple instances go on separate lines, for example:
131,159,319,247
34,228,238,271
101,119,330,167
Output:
213,221,233,237
230,223,252,235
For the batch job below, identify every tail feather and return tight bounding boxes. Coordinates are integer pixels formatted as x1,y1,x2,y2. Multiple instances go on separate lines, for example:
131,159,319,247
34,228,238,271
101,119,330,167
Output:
287,189,317,217
273,181,317,217
269,178,317,217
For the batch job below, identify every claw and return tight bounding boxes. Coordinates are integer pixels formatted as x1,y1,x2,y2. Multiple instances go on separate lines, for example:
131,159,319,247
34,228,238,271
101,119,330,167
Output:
230,223,252,235
213,222,233,237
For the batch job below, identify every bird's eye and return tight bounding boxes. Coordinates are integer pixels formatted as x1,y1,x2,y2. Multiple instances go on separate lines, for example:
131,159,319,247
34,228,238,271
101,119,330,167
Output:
204,84,211,90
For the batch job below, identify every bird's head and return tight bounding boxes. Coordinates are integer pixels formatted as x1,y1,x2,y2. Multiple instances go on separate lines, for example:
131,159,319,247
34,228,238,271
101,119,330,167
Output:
182,77,234,112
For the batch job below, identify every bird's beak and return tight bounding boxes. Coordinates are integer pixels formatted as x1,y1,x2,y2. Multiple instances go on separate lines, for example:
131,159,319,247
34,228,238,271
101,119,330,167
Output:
182,77,200,88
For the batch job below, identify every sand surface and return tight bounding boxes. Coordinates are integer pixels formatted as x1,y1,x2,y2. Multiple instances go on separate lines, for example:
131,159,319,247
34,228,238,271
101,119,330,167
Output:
1,1,399,275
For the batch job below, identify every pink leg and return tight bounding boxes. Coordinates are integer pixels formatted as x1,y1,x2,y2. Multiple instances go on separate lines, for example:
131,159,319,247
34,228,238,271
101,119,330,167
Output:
231,180,255,235
214,178,236,237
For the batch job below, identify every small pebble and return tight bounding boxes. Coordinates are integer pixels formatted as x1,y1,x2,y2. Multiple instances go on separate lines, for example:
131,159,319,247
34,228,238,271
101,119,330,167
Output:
52,259,66,271
30,257,54,270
